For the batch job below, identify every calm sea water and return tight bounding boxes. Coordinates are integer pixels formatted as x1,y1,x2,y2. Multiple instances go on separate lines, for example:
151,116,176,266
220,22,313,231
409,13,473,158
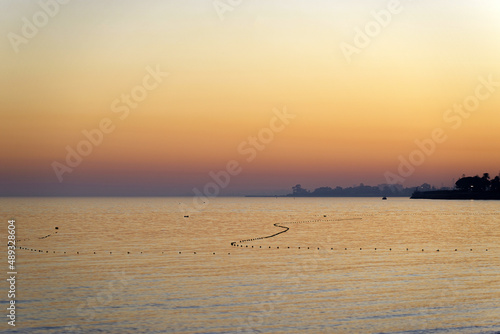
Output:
1,197,499,334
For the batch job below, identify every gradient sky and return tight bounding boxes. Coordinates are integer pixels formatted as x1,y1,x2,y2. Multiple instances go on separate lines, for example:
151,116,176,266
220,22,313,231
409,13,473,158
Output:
1,0,500,196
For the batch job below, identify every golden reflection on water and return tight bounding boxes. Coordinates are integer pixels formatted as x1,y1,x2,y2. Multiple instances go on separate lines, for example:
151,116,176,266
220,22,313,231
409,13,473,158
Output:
1,197,499,333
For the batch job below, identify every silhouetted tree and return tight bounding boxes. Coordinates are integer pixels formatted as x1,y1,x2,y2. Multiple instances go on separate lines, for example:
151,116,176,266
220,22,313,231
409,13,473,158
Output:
292,184,310,196
456,174,492,192
311,187,333,196
456,176,480,191
491,176,500,192
481,173,491,191
419,183,432,191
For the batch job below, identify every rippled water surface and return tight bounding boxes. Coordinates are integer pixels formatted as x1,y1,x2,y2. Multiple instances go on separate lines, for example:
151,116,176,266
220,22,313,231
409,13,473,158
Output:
1,197,499,333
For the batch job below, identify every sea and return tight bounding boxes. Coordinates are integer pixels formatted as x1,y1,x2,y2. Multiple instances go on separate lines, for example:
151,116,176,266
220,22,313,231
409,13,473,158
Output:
1,197,499,334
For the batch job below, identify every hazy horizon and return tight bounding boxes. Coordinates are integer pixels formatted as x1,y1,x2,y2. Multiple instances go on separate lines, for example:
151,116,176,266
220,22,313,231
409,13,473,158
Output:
0,178,464,197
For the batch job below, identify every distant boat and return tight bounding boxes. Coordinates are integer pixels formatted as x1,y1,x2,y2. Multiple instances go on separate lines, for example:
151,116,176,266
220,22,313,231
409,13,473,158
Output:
382,197,387,200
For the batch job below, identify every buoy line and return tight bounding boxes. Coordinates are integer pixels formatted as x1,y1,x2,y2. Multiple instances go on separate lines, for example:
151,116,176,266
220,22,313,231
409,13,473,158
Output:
14,217,495,256
229,217,493,253
231,218,363,246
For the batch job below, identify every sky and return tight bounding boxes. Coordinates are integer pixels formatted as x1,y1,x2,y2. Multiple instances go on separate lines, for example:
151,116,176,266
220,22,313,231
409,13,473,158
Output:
1,0,500,196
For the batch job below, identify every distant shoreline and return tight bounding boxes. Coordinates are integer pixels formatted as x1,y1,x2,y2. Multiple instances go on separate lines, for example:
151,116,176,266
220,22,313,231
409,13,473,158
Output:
245,195,410,198
411,190,500,200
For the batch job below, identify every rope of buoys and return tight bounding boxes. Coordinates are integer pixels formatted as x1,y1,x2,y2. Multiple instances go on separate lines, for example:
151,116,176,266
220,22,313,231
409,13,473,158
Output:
229,217,493,254
231,218,362,247
229,245,490,253
15,219,495,256
15,244,492,255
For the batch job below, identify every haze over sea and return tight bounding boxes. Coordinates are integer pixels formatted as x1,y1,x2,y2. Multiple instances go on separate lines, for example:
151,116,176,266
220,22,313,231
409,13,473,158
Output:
1,197,499,333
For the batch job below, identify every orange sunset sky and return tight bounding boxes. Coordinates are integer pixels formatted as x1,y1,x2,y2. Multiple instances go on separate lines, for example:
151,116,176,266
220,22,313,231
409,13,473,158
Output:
1,0,500,196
